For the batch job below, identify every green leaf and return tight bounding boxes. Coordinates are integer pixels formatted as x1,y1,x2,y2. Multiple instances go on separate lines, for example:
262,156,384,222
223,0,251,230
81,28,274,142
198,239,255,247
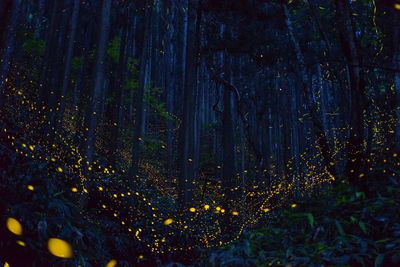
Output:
107,37,120,62
375,254,384,267
306,213,315,227
359,221,367,234
356,191,365,199
22,38,45,56
72,56,84,71
376,238,390,243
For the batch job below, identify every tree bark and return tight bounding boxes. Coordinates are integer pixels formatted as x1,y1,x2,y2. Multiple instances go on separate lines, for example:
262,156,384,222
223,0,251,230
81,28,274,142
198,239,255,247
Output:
178,0,201,208
392,11,400,150
110,8,129,165
0,0,21,107
335,0,366,185
283,3,336,178
130,0,153,180
222,48,236,201
84,0,112,164
57,0,81,130
165,0,176,181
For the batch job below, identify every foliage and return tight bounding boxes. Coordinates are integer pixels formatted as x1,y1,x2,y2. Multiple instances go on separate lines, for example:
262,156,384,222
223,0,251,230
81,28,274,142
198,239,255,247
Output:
107,37,120,63
125,77,138,91
71,56,84,71
145,87,173,121
22,38,45,56
0,115,150,266
202,182,400,267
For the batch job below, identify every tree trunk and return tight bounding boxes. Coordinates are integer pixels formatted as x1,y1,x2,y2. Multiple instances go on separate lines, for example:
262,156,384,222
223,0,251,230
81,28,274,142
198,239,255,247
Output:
165,0,176,181
0,0,13,49
178,0,201,208
335,0,366,185
222,50,236,201
130,1,153,180
392,11,400,150
110,9,129,165
57,0,81,130
283,4,336,178
0,0,21,106
39,0,59,102
84,0,112,164
34,0,45,39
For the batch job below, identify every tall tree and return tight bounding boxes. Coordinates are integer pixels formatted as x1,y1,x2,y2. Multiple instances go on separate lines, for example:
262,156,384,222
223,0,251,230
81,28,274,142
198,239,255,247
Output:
164,0,176,181
109,5,129,164
57,0,81,130
0,0,22,106
130,0,153,180
84,0,112,164
178,0,202,208
283,3,336,178
221,23,237,201
392,9,400,150
335,0,366,185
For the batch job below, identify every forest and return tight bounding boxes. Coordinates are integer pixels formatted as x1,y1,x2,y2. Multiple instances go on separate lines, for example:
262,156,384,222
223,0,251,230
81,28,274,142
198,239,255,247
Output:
0,0,400,266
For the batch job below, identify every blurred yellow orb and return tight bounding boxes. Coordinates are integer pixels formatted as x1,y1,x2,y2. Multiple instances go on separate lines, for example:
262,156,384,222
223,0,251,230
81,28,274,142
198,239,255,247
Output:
47,238,73,258
6,217,23,236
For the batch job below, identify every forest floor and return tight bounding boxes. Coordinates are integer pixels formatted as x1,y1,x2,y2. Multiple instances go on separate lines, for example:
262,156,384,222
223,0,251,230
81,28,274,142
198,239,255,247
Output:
200,176,400,267
0,87,399,266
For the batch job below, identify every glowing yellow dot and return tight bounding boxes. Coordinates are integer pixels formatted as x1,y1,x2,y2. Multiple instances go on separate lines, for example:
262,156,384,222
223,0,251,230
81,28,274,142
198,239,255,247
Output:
98,186,103,191
16,240,26,247
216,206,221,211
139,255,144,259
106,259,117,267
71,187,78,192
232,211,239,216
395,3,400,10
204,204,210,210
221,209,225,213
102,204,106,209
27,185,34,191
163,218,173,225
189,207,196,212
6,217,23,235
4,262,10,267
29,145,35,151
113,194,117,198
291,204,297,208
263,208,270,212
57,167,63,173
47,238,73,258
